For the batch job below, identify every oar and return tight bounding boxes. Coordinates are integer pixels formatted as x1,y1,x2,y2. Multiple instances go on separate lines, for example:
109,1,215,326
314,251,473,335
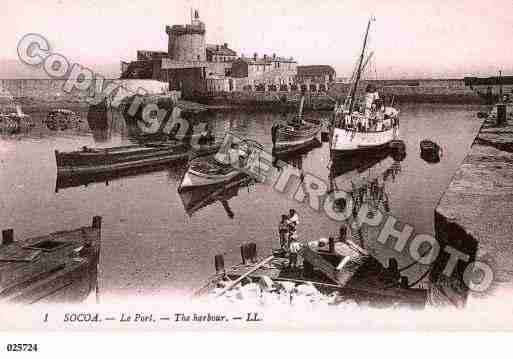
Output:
215,255,274,297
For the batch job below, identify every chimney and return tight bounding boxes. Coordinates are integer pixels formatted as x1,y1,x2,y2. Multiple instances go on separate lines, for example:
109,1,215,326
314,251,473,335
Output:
263,54,267,61
253,52,257,60
216,45,220,51
272,53,276,59
223,43,228,48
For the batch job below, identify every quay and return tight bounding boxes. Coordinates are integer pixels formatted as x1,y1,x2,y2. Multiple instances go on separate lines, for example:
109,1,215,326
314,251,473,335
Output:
0,216,101,305
432,104,513,302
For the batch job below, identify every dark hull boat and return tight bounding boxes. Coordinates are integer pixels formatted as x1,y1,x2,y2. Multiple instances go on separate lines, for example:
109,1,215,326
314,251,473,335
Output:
420,139,442,163
271,122,321,153
0,216,100,304
55,141,197,177
0,103,33,134
196,238,427,308
271,97,321,152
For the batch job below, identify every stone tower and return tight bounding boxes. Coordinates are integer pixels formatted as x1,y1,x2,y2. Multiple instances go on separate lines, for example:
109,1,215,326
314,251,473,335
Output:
166,10,206,62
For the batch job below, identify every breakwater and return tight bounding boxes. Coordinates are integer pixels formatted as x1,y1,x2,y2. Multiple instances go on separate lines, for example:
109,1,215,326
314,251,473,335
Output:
1,78,485,114
433,110,513,303
0,79,168,110
194,81,483,111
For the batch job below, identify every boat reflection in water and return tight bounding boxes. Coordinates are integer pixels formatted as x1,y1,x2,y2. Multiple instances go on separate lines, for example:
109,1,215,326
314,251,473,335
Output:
55,160,188,192
326,145,434,302
272,138,321,171
329,146,405,243
178,174,256,218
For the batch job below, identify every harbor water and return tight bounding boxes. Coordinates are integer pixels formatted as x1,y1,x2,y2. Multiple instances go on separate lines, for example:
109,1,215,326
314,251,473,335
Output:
0,104,483,299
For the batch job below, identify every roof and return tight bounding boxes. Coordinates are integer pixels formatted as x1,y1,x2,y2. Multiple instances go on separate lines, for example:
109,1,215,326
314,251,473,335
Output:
297,65,336,77
206,44,237,57
120,60,157,79
237,55,297,65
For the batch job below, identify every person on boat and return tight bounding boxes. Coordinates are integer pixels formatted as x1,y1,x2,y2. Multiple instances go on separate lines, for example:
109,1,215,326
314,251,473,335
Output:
364,84,380,115
339,224,348,242
288,233,301,269
287,209,299,228
228,142,242,168
278,214,289,250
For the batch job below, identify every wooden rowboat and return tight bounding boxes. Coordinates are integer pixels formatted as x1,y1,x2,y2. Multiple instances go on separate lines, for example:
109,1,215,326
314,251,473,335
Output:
55,141,193,176
0,216,101,304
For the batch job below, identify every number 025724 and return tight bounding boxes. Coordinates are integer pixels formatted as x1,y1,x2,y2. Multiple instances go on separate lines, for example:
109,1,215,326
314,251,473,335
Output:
6,344,38,352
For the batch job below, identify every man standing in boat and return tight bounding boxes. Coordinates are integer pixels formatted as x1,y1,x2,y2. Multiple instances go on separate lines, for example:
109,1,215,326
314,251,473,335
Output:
288,233,301,270
278,214,289,251
287,209,299,230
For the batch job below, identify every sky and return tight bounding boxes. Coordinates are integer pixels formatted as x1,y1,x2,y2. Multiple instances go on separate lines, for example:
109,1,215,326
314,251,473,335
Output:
2,0,513,79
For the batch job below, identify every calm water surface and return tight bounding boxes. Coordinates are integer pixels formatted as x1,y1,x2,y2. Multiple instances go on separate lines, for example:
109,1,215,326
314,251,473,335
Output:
0,104,483,298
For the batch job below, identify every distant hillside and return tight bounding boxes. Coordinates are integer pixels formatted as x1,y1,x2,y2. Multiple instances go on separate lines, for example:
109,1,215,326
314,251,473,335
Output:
0,59,121,79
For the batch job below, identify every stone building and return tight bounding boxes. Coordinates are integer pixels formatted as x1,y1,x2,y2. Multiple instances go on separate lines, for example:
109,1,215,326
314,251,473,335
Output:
296,65,336,91
121,50,168,80
206,43,237,63
119,9,308,97
166,10,206,62
206,43,237,77
120,58,163,80
137,50,169,61
231,53,297,91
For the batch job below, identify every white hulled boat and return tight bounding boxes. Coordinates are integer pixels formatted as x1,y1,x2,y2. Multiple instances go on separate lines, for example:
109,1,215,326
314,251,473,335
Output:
178,137,264,192
330,18,400,156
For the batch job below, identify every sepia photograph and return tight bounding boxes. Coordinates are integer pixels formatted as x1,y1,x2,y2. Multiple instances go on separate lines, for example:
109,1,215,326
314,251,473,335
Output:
1,0,513,353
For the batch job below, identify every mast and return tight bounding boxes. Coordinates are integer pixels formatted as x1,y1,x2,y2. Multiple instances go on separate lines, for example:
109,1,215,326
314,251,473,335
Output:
298,95,305,118
499,69,503,100
348,18,373,114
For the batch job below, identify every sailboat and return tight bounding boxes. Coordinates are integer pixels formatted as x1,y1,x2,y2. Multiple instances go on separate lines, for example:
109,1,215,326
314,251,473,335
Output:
330,18,400,157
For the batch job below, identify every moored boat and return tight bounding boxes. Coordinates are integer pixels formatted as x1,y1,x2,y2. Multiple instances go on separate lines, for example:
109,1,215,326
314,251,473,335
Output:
178,137,264,192
0,102,33,132
195,239,427,308
179,154,240,190
0,216,101,304
55,141,196,176
271,96,321,152
330,18,400,156
420,139,442,163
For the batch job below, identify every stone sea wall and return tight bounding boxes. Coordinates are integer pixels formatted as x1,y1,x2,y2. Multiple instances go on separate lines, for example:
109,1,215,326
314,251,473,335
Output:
0,79,168,110
199,82,483,111
433,110,513,302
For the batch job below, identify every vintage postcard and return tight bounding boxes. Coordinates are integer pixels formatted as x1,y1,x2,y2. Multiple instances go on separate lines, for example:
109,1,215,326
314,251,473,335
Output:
1,0,513,349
